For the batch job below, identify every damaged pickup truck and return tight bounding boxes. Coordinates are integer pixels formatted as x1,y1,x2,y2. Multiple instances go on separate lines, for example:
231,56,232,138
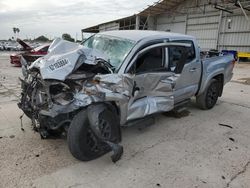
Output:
18,30,235,162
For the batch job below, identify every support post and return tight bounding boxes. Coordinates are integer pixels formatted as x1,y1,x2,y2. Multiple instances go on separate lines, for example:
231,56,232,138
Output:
136,15,140,30
216,10,223,50
237,0,249,21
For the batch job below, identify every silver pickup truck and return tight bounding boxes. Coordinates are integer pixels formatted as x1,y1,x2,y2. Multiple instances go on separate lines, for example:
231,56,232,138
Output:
18,30,235,162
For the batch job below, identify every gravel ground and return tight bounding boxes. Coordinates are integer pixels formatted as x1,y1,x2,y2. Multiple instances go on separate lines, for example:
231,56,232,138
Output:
0,52,250,188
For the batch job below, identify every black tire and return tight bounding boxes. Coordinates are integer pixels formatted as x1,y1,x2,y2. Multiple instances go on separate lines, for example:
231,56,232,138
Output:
196,79,220,110
67,107,120,161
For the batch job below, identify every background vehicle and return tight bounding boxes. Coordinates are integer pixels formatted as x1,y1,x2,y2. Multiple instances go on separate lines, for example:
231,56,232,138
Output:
10,39,50,67
18,31,235,162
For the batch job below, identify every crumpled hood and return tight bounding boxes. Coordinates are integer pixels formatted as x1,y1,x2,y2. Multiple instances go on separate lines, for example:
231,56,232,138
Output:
29,38,109,81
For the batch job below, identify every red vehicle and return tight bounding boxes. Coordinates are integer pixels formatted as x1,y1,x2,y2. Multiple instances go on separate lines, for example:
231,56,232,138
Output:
10,39,50,67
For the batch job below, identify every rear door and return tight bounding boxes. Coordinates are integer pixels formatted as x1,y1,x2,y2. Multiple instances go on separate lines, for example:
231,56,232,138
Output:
124,42,190,121
167,40,201,102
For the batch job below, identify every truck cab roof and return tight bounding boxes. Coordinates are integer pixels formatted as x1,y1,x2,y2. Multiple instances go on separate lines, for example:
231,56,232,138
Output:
100,30,195,42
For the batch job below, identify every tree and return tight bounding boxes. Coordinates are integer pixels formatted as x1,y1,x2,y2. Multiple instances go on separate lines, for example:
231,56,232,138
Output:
62,33,75,42
13,27,20,39
13,27,17,35
34,35,50,42
16,28,20,35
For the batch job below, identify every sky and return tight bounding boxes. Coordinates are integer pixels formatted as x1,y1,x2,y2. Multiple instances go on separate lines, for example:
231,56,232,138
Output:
0,0,156,40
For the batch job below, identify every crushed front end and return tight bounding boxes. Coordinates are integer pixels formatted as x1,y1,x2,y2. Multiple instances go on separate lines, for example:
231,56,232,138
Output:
18,70,79,137
18,37,137,162
18,38,117,137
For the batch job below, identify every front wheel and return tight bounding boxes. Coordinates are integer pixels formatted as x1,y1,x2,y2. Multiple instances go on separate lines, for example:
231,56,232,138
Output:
196,79,220,110
67,107,120,161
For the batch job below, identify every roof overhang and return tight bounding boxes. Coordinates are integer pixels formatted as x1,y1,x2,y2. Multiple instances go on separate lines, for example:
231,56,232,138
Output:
81,0,250,32
138,0,250,16
81,15,136,33
138,0,187,16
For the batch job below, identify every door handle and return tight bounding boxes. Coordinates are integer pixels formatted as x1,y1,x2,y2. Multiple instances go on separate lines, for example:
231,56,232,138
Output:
189,68,197,72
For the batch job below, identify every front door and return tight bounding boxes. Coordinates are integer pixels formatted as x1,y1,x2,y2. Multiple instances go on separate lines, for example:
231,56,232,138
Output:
126,46,178,121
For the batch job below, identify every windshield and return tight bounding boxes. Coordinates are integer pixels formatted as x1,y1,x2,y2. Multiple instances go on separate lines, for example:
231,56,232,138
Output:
82,34,135,70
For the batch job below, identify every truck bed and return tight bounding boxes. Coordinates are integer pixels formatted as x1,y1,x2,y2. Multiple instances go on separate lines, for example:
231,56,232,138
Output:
197,54,235,96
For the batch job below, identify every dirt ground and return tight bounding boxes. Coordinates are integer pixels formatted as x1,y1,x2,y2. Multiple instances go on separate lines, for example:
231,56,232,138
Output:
1,52,250,188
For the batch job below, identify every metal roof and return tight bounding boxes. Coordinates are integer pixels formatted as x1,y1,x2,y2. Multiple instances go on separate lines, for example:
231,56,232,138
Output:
138,0,187,16
81,0,188,32
81,15,135,33
138,0,250,16
82,0,250,32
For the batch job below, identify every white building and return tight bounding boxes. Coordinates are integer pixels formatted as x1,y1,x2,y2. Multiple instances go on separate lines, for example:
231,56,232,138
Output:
82,0,250,58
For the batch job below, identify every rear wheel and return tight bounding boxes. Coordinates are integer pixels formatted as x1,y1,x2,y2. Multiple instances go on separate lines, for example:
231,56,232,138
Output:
67,107,120,161
196,79,220,110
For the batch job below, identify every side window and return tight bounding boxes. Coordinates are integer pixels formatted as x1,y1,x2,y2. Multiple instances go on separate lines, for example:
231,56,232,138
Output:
186,42,195,62
168,46,183,72
168,40,196,73
134,47,165,74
